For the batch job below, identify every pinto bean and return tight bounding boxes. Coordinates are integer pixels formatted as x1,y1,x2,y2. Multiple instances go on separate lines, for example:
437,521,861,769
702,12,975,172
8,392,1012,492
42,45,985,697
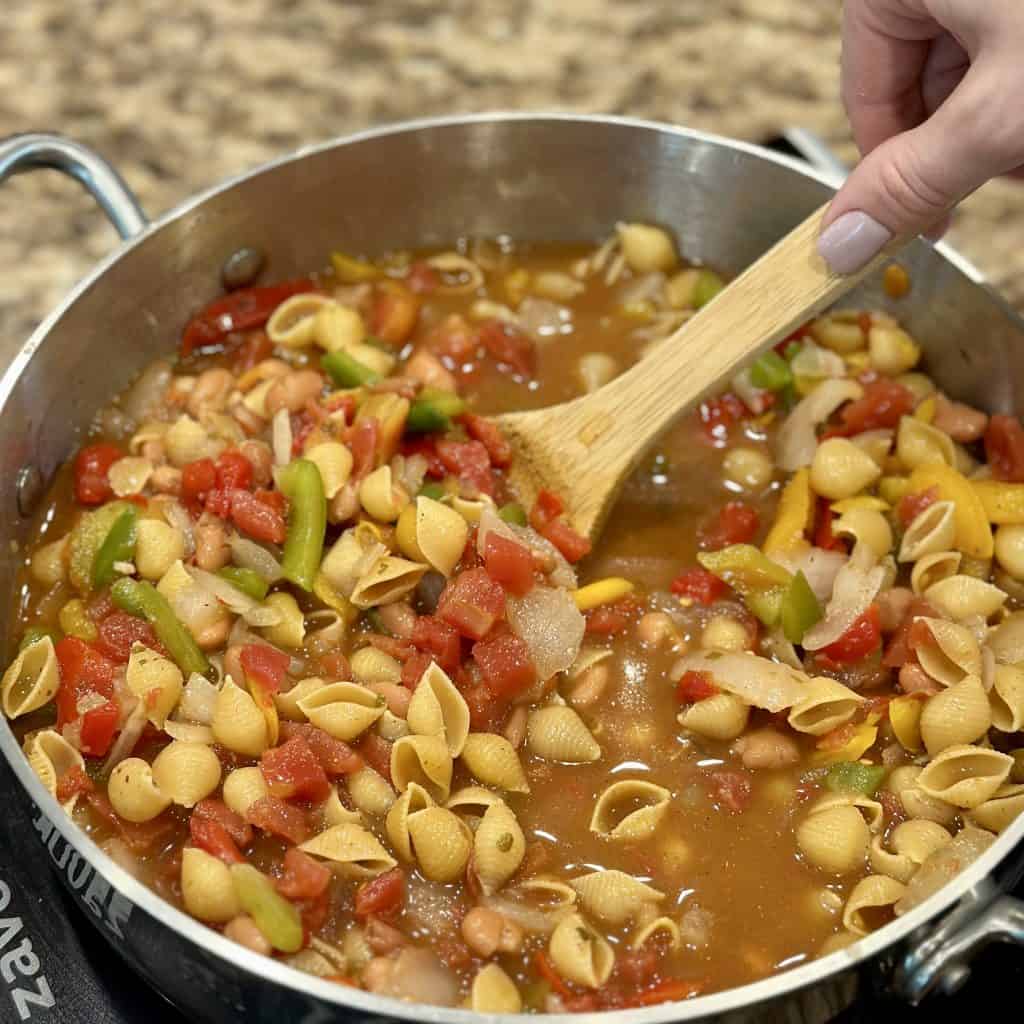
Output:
224,914,272,955
361,956,396,993
732,728,800,770
230,400,267,436
366,682,411,718
636,611,678,647
364,916,407,955
898,661,940,696
187,368,236,418
196,615,231,651
140,439,167,465
195,517,230,571
932,393,988,443
329,481,360,524
376,601,416,639
460,907,524,957
224,645,244,686
265,369,323,416
404,348,457,392
238,440,274,487
565,663,610,709
876,586,914,633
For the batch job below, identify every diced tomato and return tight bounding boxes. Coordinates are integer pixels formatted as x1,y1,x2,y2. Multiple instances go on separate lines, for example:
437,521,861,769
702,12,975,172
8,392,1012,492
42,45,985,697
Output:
240,643,290,694
478,319,536,378
985,414,1024,482
540,519,591,564
95,612,162,663
244,796,309,845
437,568,506,640
622,979,706,1007
371,281,420,345
261,736,331,803
54,637,117,731
181,458,217,504
216,450,254,491
699,393,746,445
670,567,728,605
86,590,116,623
529,489,564,528
85,792,174,852
562,994,602,1013
462,413,512,468
74,443,123,506
699,501,760,550
821,605,882,664
278,722,364,776
462,682,510,734
290,409,317,457
190,816,245,865
364,634,415,662
401,650,434,689
406,261,440,295
535,951,574,999
410,616,462,673
349,417,380,480
192,798,253,845
838,378,915,434
356,733,393,784
354,867,405,919
79,702,120,757
276,847,332,902
230,330,274,373
317,651,352,680
817,721,858,752
400,436,446,478
204,488,232,519
897,486,939,527
707,769,753,813
473,630,537,699
180,279,316,357
585,599,635,636
675,670,720,704
230,490,287,543
425,314,478,363
255,488,287,515
813,497,846,552
56,765,95,803
483,532,535,596
436,439,494,497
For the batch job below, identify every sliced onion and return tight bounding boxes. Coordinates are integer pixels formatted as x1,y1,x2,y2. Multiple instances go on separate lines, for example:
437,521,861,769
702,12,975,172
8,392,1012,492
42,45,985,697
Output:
483,894,561,934
775,378,863,472
169,582,222,639
381,947,459,1007
228,534,283,583
518,297,571,340
507,523,577,590
477,506,518,556
617,271,665,307
164,501,195,558
187,566,282,627
179,673,220,724
101,702,148,776
731,366,771,415
164,720,215,744
272,408,292,467
762,627,804,669
897,826,995,914
775,546,848,605
672,651,809,712
507,586,585,682
790,339,846,380
392,453,428,498
801,544,886,651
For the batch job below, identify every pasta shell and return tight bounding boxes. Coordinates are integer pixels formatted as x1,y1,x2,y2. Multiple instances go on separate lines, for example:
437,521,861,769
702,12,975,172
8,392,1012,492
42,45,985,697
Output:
469,964,521,1013
350,555,428,609
299,823,397,878
406,806,472,882
347,767,396,818
796,803,871,875
391,734,453,802
842,875,906,936
589,780,671,840
322,786,362,826
108,757,173,823
989,611,1024,665
833,508,893,559
920,676,991,754
886,765,957,825
990,664,1024,732
527,706,601,763
358,465,407,523
406,662,470,757
386,783,435,861
631,916,682,952
313,302,365,353
869,819,951,884
181,847,241,924
913,617,982,687
266,293,332,348
923,575,1007,621
23,729,85,810
297,681,386,741
212,676,269,757
787,677,864,736
413,497,469,577
917,744,1013,808
569,870,664,926
446,785,505,817
304,442,353,500
320,526,388,598
515,876,578,909
548,913,615,989
125,643,184,727
151,741,222,808
377,710,410,741
899,501,956,562
222,766,269,817
966,782,1024,833
450,494,496,524
910,551,961,594
1,636,59,719
678,693,749,741
460,733,530,793
896,418,955,474
473,801,526,894
275,677,328,722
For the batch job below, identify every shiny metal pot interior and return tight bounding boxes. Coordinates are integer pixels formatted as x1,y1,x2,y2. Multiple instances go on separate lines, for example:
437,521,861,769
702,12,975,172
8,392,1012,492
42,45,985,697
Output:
3,114,1024,1024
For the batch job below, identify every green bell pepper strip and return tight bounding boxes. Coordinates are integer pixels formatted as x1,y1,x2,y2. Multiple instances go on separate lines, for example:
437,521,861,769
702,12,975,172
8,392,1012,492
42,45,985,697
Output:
697,544,793,626
19,627,57,652
782,341,803,362
276,458,326,592
322,349,380,388
68,500,134,594
406,389,467,434
110,578,210,678
91,505,138,589
230,864,303,953
216,566,269,602
825,761,886,797
750,351,793,392
498,502,528,526
418,482,447,501
693,269,724,308
780,570,823,644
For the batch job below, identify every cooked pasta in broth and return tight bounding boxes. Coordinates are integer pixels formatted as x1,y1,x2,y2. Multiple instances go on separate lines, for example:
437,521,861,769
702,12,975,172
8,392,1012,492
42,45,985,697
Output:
6,224,1023,1011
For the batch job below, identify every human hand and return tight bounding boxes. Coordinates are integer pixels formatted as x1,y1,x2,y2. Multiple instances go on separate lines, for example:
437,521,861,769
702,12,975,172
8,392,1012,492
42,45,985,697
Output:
818,0,1024,274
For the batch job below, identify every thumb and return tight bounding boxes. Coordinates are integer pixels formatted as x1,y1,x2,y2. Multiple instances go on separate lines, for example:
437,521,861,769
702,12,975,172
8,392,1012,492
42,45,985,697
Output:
818,74,1020,273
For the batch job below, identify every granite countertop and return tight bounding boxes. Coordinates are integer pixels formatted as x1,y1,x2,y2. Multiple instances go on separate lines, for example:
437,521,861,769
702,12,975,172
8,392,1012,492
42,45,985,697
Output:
1,0,1023,353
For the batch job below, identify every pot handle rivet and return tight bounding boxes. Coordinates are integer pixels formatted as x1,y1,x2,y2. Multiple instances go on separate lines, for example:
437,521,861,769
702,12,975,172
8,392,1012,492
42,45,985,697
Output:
16,466,43,519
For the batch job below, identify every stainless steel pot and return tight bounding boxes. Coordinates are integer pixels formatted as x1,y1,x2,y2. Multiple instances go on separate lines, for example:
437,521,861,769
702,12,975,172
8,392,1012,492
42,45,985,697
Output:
2,114,1024,1024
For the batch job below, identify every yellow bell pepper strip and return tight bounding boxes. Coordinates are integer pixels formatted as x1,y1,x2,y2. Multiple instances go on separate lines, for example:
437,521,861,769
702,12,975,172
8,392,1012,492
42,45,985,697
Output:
322,349,380,389
313,572,359,627
330,251,379,283
831,496,890,515
763,469,814,555
406,389,467,434
59,599,98,642
573,578,635,612
217,566,269,602
878,476,911,505
812,722,878,766
18,627,58,652
889,694,925,751
68,500,134,594
908,463,993,558
780,571,822,644
914,396,936,423
91,504,138,589
824,761,886,796
971,480,1024,525
498,502,528,526
697,544,793,626
230,864,303,953
277,458,327,592
111,578,210,678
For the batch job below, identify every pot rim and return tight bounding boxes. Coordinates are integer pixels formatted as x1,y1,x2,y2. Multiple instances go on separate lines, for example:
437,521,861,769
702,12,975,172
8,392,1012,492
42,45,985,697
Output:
1,111,1019,1021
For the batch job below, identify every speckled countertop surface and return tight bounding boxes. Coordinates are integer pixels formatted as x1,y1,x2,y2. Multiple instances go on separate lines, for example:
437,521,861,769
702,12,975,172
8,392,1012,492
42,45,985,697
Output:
2,0,1023,353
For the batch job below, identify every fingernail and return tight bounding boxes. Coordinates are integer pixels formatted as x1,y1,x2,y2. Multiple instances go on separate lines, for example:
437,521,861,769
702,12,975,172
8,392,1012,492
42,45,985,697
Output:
817,211,892,275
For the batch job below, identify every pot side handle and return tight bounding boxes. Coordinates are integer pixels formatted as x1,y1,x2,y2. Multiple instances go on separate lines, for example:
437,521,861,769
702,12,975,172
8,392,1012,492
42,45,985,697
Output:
0,132,148,240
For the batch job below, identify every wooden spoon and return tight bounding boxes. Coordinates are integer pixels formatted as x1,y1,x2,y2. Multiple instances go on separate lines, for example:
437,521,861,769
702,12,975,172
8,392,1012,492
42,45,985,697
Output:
496,203,905,541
